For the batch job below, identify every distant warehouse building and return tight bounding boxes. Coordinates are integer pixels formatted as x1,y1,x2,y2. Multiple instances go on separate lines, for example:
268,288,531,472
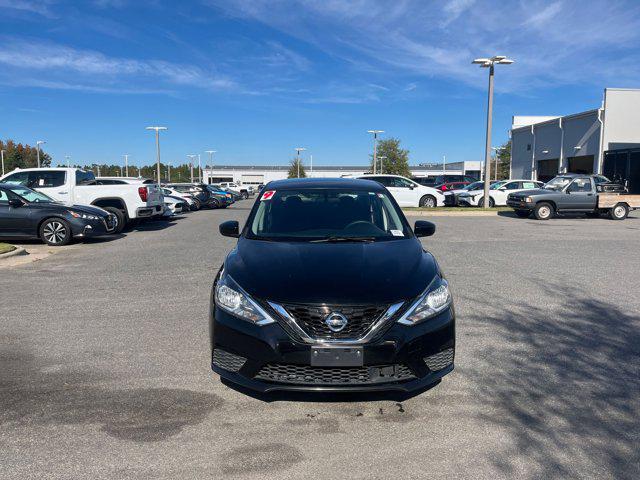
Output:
510,88,640,193
203,161,482,186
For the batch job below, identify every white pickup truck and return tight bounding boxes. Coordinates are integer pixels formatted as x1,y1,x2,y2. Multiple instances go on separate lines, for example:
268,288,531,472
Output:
0,168,164,232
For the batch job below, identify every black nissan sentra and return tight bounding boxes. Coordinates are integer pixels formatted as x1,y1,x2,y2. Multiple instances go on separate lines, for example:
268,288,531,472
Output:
210,178,455,393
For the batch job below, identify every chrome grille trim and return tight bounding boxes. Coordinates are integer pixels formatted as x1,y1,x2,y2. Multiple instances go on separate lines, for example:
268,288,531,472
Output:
267,301,404,345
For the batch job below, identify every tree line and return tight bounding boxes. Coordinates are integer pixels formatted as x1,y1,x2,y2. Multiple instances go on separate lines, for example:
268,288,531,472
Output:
0,140,52,171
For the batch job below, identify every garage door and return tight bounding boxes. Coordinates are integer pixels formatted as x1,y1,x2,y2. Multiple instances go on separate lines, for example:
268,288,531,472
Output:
537,159,559,183
241,174,264,185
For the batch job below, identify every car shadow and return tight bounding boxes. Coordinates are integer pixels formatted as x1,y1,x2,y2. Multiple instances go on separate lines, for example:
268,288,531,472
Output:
128,218,178,232
220,377,440,403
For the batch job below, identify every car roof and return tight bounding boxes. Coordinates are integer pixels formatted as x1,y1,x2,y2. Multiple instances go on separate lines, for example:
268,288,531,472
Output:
267,177,386,191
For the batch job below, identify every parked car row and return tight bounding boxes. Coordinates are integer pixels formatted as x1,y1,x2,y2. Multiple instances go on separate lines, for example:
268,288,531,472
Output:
0,167,254,246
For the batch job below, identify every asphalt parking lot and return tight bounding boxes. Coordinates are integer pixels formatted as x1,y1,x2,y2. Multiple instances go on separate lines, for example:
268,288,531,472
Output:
1,207,639,479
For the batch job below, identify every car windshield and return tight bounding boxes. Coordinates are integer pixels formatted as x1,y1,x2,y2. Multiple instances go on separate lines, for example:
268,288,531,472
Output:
8,185,55,203
545,176,573,190
247,188,410,242
463,181,484,190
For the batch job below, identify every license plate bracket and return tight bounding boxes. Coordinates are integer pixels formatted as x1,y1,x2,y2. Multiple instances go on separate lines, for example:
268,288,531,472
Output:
310,347,364,367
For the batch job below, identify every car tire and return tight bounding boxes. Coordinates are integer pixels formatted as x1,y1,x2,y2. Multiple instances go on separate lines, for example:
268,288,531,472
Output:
609,203,628,220
210,198,220,209
103,207,126,233
515,210,530,218
242,192,249,200
419,195,436,208
39,218,72,246
534,202,554,220
477,197,495,208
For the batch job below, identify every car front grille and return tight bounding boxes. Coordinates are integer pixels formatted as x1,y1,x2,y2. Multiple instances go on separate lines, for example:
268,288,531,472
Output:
281,304,389,340
212,349,246,372
423,348,454,372
255,363,415,385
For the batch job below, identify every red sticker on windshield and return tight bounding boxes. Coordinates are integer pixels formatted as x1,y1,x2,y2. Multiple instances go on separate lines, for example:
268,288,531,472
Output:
261,190,276,201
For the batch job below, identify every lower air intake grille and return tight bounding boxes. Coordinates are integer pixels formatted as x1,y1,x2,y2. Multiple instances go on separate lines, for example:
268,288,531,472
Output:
424,348,454,372
212,349,246,372
255,364,415,385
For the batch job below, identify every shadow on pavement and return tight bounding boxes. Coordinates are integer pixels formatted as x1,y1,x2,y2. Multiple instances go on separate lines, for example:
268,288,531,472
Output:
0,341,222,443
466,283,639,479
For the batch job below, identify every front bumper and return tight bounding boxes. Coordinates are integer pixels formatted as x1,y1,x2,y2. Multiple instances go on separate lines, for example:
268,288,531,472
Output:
71,215,115,238
458,196,478,206
209,298,455,393
506,199,534,210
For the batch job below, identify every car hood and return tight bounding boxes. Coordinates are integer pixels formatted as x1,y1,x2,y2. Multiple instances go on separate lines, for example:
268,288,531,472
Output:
509,188,549,197
224,237,438,305
31,202,109,216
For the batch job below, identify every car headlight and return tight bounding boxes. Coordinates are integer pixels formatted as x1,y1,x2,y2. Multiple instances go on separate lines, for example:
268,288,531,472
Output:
215,274,274,325
398,278,452,325
68,211,99,220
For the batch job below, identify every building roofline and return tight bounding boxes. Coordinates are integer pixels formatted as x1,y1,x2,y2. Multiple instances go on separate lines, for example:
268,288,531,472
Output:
511,108,601,133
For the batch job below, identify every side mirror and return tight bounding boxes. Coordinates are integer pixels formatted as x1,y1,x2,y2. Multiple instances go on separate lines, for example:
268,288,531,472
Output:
414,220,436,238
8,199,24,208
219,220,240,238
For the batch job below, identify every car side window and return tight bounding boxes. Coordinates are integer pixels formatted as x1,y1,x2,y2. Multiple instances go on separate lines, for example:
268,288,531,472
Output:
75,170,95,185
502,182,520,190
567,178,592,193
393,177,414,188
2,171,30,186
522,182,536,189
372,176,393,187
0,189,8,204
30,171,66,188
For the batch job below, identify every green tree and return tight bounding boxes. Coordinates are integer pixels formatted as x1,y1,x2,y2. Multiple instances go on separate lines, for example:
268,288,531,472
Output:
371,138,411,177
287,157,307,178
494,141,511,180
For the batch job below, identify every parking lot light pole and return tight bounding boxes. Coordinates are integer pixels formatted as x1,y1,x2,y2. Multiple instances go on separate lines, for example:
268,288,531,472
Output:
378,156,387,174
295,147,306,178
367,130,384,174
472,56,513,207
187,154,197,183
1,149,5,176
123,154,129,177
145,126,167,185
36,140,46,168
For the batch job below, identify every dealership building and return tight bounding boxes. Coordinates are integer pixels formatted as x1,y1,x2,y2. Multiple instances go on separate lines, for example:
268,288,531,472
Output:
510,88,640,193
202,160,482,186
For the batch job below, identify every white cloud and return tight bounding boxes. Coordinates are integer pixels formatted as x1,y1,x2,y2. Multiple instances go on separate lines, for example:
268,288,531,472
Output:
0,39,236,94
204,0,640,93
0,0,56,17
524,1,563,27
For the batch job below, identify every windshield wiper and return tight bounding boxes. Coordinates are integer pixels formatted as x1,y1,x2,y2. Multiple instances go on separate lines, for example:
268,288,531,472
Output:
310,236,376,243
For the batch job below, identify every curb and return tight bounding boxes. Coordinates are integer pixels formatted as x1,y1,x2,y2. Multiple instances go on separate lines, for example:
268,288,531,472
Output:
403,210,502,217
0,246,27,259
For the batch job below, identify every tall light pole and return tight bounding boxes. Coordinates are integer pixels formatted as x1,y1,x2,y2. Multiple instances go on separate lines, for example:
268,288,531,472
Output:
145,126,167,185
205,150,216,185
367,130,384,174
472,55,514,207
123,154,129,177
197,154,202,183
36,140,46,168
443,155,446,175
295,147,306,178
378,156,387,174
1,149,5,176
187,154,197,183
491,147,502,181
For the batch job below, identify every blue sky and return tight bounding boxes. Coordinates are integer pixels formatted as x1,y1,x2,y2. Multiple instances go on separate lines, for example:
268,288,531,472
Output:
1,0,640,168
